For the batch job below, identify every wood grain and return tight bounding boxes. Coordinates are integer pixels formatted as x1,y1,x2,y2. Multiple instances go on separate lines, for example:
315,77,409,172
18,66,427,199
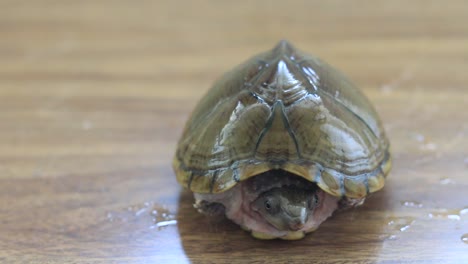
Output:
0,1,467,263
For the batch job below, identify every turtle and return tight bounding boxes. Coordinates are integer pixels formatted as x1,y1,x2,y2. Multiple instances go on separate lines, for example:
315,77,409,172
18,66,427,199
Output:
173,40,391,240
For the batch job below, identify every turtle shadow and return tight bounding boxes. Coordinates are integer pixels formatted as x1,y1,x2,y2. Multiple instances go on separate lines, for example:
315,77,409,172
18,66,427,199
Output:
177,187,393,262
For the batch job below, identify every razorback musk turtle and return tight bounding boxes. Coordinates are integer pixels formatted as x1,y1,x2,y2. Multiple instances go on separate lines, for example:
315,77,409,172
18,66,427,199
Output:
173,40,391,240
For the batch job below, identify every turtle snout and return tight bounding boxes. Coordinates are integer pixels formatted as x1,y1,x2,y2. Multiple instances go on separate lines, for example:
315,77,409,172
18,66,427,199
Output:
287,207,308,231
289,219,305,231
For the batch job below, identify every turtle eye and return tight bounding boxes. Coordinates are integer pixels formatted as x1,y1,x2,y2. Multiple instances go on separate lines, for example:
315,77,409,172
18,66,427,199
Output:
264,200,272,210
308,194,320,209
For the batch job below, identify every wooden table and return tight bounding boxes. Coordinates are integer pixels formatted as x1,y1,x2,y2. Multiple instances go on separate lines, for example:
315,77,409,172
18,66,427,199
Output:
1,1,467,263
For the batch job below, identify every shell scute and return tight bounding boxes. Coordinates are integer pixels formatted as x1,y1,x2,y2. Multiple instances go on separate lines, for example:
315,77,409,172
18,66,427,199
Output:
174,41,391,197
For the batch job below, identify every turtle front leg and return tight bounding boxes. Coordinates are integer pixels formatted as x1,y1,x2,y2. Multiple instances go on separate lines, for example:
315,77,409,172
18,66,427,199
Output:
194,200,226,216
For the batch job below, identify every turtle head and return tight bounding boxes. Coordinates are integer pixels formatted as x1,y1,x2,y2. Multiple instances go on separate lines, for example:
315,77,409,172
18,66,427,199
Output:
252,187,319,231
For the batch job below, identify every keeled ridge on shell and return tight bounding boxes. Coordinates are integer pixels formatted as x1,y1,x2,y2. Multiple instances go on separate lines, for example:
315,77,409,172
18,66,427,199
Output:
173,40,391,198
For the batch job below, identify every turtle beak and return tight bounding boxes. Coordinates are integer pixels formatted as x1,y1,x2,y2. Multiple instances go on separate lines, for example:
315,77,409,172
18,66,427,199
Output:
288,207,308,231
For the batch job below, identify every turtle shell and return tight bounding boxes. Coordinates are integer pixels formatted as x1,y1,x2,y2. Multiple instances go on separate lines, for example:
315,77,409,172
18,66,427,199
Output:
173,40,391,199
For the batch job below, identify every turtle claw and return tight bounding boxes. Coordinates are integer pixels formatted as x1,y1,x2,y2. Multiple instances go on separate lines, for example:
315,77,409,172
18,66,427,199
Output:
194,200,226,216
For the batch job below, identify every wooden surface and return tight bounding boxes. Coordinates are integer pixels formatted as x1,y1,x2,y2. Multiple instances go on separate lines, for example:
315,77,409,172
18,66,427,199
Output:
0,1,467,263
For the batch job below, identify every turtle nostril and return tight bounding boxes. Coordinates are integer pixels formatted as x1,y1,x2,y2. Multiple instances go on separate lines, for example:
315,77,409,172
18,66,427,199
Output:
289,220,305,231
